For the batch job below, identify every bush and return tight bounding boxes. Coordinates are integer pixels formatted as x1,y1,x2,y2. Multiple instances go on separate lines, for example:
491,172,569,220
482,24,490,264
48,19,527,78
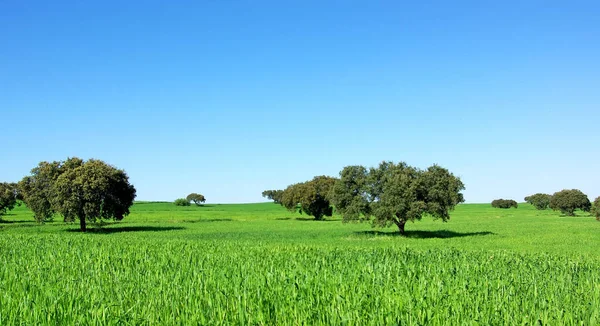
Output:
491,199,518,209
174,198,191,206
524,193,552,210
592,197,600,221
549,189,591,216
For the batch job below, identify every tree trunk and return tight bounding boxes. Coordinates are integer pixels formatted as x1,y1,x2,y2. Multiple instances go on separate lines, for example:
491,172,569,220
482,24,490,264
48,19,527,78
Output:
393,217,406,235
80,217,87,232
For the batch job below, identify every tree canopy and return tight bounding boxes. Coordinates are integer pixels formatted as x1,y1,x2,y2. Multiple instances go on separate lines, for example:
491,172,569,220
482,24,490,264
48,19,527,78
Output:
262,190,283,204
186,193,206,206
524,193,552,210
331,161,465,234
549,189,591,216
0,182,20,219
20,158,136,231
19,158,84,222
279,176,337,220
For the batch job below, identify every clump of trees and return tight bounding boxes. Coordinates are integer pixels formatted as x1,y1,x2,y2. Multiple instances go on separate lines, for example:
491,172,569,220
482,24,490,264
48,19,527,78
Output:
186,193,206,206
0,182,20,220
19,158,136,232
524,193,552,210
491,199,518,209
592,197,600,221
279,176,337,220
549,189,591,216
174,198,191,206
331,161,465,234
262,190,283,204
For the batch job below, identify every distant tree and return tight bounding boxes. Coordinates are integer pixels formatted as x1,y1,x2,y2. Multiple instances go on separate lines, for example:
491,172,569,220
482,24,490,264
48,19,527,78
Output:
174,198,191,206
524,193,552,210
549,189,591,216
20,158,136,231
491,199,518,209
186,193,206,206
331,162,465,234
592,197,600,221
0,182,20,219
279,176,337,220
262,190,283,204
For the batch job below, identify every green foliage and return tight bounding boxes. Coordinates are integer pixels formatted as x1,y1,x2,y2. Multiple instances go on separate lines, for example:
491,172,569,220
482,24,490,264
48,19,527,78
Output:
186,193,206,206
0,182,20,219
491,199,518,209
20,158,136,230
280,176,337,220
524,193,552,210
19,159,82,222
592,196,600,221
332,161,465,234
261,190,283,204
174,198,191,206
549,189,591,216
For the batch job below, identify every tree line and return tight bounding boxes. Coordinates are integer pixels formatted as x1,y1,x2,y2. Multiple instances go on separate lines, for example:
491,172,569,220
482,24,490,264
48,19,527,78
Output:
2,158,599,234
492,189,598,218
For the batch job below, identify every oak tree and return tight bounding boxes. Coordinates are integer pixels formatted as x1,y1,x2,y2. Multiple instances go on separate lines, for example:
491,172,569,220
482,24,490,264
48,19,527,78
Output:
549,189,591,216
280,176,337,220
332,161,465,234
186,193,206,206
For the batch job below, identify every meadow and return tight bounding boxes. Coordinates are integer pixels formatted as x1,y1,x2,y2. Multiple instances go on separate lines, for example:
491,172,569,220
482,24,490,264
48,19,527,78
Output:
1,202,599,325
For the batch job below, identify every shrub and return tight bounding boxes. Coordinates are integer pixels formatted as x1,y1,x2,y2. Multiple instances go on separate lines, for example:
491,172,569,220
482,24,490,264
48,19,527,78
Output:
491,199,518,209
524,193,552,210
549,189,591,216
174,198,191,206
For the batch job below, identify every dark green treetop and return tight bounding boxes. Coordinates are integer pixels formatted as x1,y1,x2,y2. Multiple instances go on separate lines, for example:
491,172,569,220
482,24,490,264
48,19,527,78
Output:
524,193,552,210
186,193,206,206
279,176,337,220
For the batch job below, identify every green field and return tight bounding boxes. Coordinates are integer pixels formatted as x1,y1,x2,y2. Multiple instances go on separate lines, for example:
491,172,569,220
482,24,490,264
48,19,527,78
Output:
1,202,599,324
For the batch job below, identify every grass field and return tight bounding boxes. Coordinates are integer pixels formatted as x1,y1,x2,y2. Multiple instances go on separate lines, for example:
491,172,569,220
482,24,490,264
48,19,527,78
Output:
1,202,599,324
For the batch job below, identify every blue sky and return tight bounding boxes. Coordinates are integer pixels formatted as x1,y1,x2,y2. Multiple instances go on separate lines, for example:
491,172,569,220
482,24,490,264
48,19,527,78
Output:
1,1,599,203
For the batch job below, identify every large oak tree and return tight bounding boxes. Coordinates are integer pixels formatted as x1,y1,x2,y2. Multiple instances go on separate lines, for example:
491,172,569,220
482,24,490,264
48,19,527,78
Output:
20,158,136,231
331,161,465,234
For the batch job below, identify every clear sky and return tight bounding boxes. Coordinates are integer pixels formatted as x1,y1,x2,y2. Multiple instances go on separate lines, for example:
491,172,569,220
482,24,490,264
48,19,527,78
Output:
1,1,599,203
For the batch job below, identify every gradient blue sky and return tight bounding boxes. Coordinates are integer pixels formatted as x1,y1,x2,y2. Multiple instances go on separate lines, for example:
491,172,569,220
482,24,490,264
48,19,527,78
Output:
1,1,599,203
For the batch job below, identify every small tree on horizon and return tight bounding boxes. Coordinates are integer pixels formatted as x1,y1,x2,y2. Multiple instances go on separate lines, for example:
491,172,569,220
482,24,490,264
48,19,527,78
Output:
262,190,283,204
186,193,206,206
491,199,518,209
549,189,591,216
